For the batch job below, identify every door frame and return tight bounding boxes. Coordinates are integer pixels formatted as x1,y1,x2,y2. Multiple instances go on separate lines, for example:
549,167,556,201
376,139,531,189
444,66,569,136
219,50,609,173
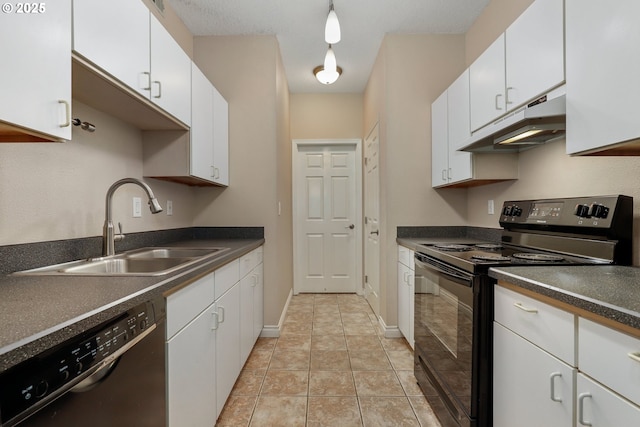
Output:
292,139,363,295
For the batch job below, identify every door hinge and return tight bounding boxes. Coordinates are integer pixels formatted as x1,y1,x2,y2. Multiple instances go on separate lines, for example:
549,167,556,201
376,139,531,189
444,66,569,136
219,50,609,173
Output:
364,216,368,225
365,275,368,283
364,157,368,166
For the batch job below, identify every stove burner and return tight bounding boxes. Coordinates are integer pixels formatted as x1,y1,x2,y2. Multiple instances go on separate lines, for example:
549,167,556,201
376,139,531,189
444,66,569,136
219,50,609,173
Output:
474,243,503,250
433,244,473,252
512,253,564,262
471,254,511,262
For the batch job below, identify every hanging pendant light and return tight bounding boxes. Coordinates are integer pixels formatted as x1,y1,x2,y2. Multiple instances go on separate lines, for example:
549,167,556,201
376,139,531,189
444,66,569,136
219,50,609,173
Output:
325,1,341,44
324,44,337,73
314,44,340,84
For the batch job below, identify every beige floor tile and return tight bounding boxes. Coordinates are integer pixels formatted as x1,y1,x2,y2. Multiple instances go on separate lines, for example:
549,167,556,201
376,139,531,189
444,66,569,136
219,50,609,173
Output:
260,370,309,396
342,312,374,324
313,305,341,316
344,322,378,336
359,396,420,426
216,395,257,427
311,335,347,351
314,294,338,304
307,397,363,427
409,396,442,427
309,370,357,396
313,312,341,323
395,371,424,397
252,338,277,352
275,335,311,352
285,311,314,323
380,337,412,351
310,350,351,370
352,371,405,396
281,320,312,335
269,349,310,370
244,348,273,370
232,370,266,396
387,349,415,371
345,335,384,351
250,396,307,427
349,350,392,371
313,321,344,335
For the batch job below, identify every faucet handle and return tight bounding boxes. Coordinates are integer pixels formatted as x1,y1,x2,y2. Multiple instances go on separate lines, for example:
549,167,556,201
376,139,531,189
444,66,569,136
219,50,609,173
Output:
114,222,126,242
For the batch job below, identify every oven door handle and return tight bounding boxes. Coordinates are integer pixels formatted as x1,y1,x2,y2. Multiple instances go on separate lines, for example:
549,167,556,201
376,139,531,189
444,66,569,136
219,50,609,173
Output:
414,258,472,286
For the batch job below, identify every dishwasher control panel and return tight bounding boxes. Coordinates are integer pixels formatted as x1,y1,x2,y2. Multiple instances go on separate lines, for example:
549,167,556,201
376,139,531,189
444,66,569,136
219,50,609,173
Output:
0,300,157,427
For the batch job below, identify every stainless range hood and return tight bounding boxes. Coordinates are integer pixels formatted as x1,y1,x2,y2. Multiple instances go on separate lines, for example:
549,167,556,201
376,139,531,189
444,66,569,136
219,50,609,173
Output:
460,92,566,153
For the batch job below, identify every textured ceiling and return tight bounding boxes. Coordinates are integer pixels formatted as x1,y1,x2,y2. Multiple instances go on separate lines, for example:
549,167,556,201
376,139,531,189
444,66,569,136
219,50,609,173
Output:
169,0,490,93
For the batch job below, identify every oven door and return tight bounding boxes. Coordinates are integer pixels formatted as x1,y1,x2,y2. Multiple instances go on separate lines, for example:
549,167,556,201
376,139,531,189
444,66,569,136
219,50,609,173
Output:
414,254,481,427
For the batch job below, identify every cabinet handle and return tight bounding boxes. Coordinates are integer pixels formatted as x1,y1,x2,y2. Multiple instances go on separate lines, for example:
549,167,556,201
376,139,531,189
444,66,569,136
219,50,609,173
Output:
495,93,503,110
408,274,414,286
217,306,225,323
211,312,219,330
549,372,562,402
506,87,514,105
403,271,410,283
448,168,452,180
578,392,593,426
514,302,538,313
251,274,258,287
140,72,151,91
442,169,447,181
214,167,220,179
58,100,71,128
628,351,640,363
152,81,162,99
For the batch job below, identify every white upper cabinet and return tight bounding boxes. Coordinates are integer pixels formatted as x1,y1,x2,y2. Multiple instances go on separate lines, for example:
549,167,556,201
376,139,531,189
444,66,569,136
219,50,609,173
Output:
470,35,506,132
431,90,450,187
73,0,150,98
212,86,230,186
73,0,191,126
470,0,564,132
190,65,215,181
566,0,640,155
0,0,72,142
504,0,565,110
149,15,192,126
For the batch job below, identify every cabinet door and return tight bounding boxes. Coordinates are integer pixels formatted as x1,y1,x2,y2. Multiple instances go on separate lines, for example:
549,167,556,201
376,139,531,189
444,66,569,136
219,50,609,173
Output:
253,263,264,343
73,0,150,98
1,0,71,140
150,16,192,126
167,304,217,427
239,271,255,365
190,64,215,182
447,70,473,183
215,284,241,418
577,374,640,426
212,86,229,186
470,34,506,132
493,323,574,427
431,90,449,187
505,0,564,110
566,0,640,154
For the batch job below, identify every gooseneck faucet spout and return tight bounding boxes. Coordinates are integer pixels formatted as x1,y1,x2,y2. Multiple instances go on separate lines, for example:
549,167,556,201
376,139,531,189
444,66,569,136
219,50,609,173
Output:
103,178,163,256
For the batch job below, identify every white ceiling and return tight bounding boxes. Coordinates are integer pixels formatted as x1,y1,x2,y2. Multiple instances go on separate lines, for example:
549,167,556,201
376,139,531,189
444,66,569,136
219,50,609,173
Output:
169,0,490,93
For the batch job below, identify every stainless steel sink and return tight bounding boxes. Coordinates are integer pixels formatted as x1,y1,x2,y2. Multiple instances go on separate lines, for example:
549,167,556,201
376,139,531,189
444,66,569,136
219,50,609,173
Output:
15,247,229,276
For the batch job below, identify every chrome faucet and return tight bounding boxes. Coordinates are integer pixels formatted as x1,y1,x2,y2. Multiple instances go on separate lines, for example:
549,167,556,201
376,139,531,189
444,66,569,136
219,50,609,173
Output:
103,178,163,256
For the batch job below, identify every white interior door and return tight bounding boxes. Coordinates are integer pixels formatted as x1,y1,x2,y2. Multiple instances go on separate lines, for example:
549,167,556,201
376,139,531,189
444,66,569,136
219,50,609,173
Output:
294,142,360,293
364,124,380,315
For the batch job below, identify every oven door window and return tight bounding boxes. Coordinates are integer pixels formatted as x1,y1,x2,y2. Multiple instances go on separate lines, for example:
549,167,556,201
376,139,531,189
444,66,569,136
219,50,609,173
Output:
415,263,474,414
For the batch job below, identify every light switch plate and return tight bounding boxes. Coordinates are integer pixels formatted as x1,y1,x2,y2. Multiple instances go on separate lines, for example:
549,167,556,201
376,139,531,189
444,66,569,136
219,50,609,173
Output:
133,197,142,218
166,200,173,216
488,199,495,215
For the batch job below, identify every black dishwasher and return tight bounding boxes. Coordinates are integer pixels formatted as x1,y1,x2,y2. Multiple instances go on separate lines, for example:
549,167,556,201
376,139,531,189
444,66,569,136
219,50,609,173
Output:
0,298,166,427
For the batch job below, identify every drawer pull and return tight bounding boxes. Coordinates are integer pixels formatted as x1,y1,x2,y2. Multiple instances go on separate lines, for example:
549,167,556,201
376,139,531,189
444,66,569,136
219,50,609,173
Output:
211,312,219,331
578,392,593,426
549,372,562,402
628,351,640,363
514,302,538,313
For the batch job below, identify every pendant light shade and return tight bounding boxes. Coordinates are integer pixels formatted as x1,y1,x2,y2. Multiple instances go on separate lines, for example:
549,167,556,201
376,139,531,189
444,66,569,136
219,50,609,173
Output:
314,65,342,85
324,45,337,73
325,3,341,44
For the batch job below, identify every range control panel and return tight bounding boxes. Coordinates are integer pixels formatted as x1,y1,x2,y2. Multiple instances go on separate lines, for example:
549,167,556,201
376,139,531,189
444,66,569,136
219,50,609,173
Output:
499,195,632,230
0,301,156,426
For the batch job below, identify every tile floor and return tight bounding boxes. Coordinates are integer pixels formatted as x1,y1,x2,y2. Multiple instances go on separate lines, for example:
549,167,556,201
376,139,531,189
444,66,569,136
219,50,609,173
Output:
216,293,442,427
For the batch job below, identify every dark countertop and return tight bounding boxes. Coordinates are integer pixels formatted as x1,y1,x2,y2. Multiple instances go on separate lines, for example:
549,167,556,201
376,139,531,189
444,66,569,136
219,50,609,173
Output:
0,238,264,373
396,236,496,252
490,266,640,330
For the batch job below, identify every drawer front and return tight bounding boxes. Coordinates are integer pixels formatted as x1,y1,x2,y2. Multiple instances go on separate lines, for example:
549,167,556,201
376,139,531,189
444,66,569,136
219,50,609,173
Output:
215,259,240,299
398,245,414,270
240,247,262,278
495,285,575,365
166,273,215,339
579,317,640,406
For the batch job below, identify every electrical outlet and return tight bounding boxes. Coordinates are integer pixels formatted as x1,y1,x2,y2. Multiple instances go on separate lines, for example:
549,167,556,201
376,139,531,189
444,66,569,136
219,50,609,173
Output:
166,200,173,216
488,199,495,215
133,197,142,217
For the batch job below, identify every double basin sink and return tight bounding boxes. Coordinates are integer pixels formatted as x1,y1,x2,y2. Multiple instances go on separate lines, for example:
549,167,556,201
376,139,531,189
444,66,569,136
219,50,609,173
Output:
16,247,229,276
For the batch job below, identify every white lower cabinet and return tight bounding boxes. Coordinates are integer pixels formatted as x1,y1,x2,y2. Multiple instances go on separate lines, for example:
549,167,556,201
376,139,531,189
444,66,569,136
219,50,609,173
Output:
493,322,574,427
397,245,414,349
240,261,264,364
214,283,241,418
494,284,640,426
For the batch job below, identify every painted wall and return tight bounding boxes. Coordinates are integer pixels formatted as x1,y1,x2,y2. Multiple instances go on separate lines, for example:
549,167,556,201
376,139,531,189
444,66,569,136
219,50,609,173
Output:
464,0,640,266
191,36,292,328
290,94,364,140
363,34,468,327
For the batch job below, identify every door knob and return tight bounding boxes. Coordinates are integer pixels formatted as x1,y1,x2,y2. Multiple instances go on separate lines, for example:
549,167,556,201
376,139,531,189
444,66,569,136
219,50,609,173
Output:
345,224,355,229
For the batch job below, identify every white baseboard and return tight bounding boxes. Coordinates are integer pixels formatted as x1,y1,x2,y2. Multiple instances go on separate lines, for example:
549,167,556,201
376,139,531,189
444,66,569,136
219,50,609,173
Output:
259,288,293,338
378,315,403,338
